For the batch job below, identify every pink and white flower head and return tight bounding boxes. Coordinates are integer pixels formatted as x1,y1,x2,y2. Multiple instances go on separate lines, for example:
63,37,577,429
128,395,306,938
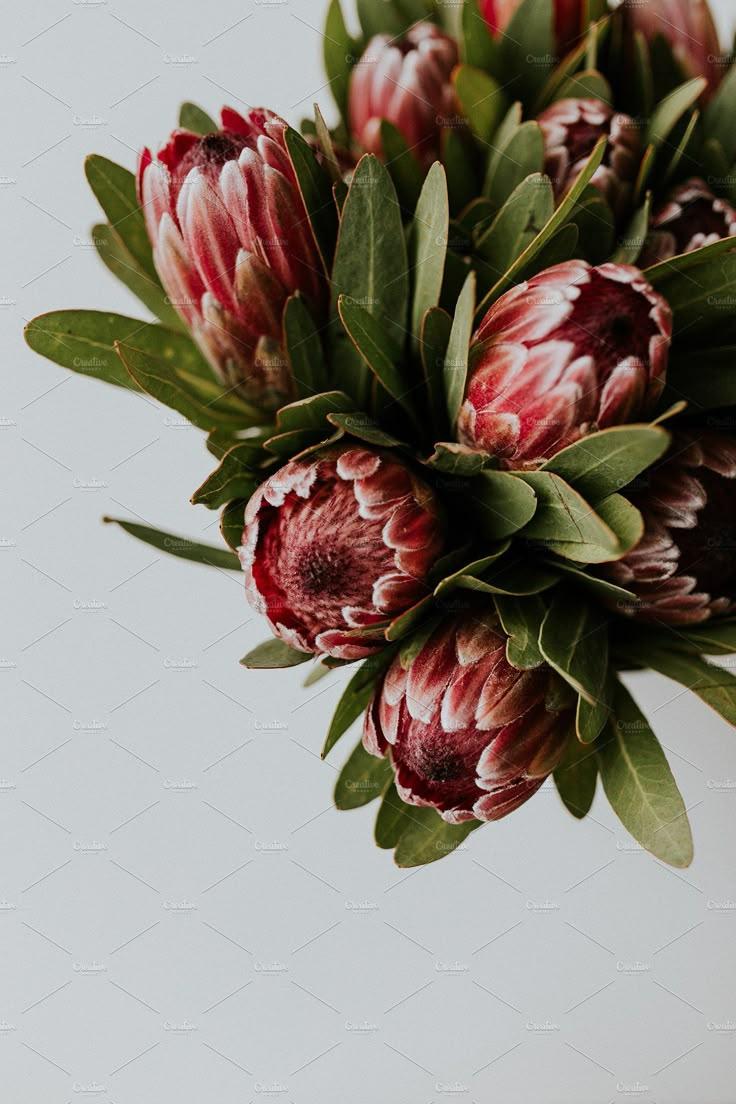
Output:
604,431,736,625
137,107,325,411
621,0,723,98
348,24,459,170
239,446,445,659
538,98,641,218
481,0,586,58
457,260,672,466
640,178,736,267
363,606,572,824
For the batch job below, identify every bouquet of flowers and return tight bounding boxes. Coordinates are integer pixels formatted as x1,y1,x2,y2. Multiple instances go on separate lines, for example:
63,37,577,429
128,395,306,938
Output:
25,0,736,869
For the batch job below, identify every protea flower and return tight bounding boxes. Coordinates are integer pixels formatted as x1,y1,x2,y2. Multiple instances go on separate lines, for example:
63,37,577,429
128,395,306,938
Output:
240,447,445,659
481,0,586,57
621,0,723,97
640,178,736,267
137,108,325,410
538,98,641,218
348,24,459,170
457,260,672,466
363,607,573,823
604,431,736,624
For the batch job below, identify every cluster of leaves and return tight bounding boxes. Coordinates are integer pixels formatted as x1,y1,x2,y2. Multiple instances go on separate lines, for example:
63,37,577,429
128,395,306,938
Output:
24,0,736,868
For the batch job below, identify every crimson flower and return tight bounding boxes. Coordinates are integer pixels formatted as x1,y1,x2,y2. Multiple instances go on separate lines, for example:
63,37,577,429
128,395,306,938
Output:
240,447,446,659
457,260,672,465
604,431,736,624
138,107,325,411
348,24,459,169
364,606,573,823
538,98,641,218
641,178,736,267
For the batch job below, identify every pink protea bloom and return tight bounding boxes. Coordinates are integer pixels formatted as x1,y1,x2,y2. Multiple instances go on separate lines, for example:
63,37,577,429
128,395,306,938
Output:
604,431,736,624
348,24,459,169
137,108,325,410
640,178,736,267
456,260,672,466
538,98,641,218
621,0,723,97
481,0,586,57
363,607,573,824
239,447,446,660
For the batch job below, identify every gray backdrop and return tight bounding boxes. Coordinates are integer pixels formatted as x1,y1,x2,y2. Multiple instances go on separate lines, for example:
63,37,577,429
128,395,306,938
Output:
3,1,736,1100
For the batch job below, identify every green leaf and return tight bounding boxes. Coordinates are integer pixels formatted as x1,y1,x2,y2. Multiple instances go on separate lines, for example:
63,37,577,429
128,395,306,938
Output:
494,595,546,669
375,783,414,849
554,68,611,104
484,123,545,211
649,250,736,342
283,295,329,399
92,223,184,331
410,163,449,352
675,621,736,657
554,734,598,819
393,808,481,868
566,185,614,265
664,346,736,411
444,272,476,430
102,517,241,570
470,469,539,541
284,126,337,275
577,685,611,745
632,648,736,728
379,120,426,211
476,174,554,282
117,341,261,432
323,0,356,123
453,66,505,144
461,0,500,70
327,412,403,447
179,102,216,134
330,155,409,407
24,310,203,394
542,425,671,500
338,297,419,427
241,639,311,669
519,472,619,553
420,307,453,438
85,155,156,280
703,64,736,163
323,651,396,759
425,441,493,477
647,77,706,148
597,682,693,867
192,444,260,510
275,391,354,433
220,499,249,554
551,561,637,605
613,195,651,265
477,136,607,315
539,590,609,705
335,741,393,810
501,0,555,102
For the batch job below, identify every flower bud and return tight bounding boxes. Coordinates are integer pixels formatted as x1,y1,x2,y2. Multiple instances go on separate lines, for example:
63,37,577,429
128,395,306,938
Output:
457,260,672,465
363,607,573,823
538,98,641,218
481,0,587,58
348,24,459,169
604,431,736,624
240,447,446,659
621,0,723,97
640,178,736,267
137,108,325,410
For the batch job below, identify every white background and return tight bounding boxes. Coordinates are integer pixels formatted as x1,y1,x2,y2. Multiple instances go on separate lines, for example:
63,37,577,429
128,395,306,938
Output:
3,1,736,1100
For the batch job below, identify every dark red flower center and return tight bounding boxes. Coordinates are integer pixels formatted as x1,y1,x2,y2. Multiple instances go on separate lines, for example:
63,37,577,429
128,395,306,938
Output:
674,468,736,598
168,130,249,208
251,478,396,646
392,702,489,812
554,270,657,381
664,195,734,253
